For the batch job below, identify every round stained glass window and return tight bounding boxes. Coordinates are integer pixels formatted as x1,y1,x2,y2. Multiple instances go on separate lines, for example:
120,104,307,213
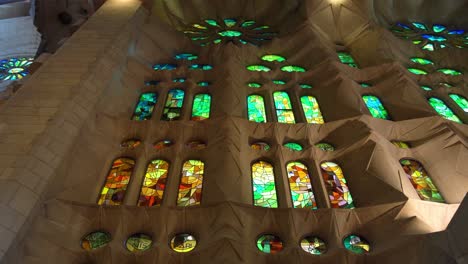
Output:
153,140,174,150
125,233,153,252
300,236,327,255
256,234,283,254
81,231,111,251
343,235,370,254
170,233,197,253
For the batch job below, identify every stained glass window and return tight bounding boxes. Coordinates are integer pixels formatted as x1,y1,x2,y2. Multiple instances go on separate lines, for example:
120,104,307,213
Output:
189,64,213,71
98,158,135,205
286,162,317,209
252,161,278,208
392,141,410,149
315,143,335,151
300,236,327,255
337,52,358,68
272,80,287,85
410,57,434,65
247,65,271,72
301,96,325,124
186,140,207,150
191,94,211,121
421,85,432,91
0,57,34,81
145,80,159,86
449,94,468,112
281,65,306,73
174,53,198,61
360,83,371,88
153,140,174,150
153,64,177,71
400,159,444,203
177,160,204,206
81,231,111,251
247,95,267,123
320,162,354,209
183,18,276,46
132,93,157,121
437,68,462,76
120,139,141,150
248,82,262,88
273,91,295,124
197,81,211,87
261,54,286,62
125,233,153,252
300,84,313,89
284,142,303,151
428,97,462,123
170,234,197,253
138,160,169,207
162,89,184,121
256,235,283,254
408,68,428,75
362,95,390,120
251,142,270,151
343,235,370,254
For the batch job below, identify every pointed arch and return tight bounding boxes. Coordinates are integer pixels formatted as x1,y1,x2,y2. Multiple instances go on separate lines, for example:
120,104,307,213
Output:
247,94,267,123
399,159,444,203
138,160,170,207
300,95,325,124
273,91,295,124
286,161,317,209
252,160,278,208
428,97,462,123
320,161,355,209
191,94,212,121
362,95,390,120
177,160,204,206
98,158,135,205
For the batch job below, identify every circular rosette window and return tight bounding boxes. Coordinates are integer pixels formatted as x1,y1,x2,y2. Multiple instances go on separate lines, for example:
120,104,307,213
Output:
300,236,327,255
81,231,112,251
170,233,197,253
256,234,284,254
125,233,153,253
343,234,371,254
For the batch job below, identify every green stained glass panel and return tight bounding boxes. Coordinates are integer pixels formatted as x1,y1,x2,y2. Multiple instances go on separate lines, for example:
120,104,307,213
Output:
248,82,262,88
422,43,435,51
224,18,237,27
132,93,158,121
272,80,287,85
189,64,213,70
428,97,462,123
449,94,468,112
421,85,432,91
173,78,186,83
284,143,303,151
301,96,325,124
410,57,434,65
81,231,112,251
287,162,317,209
162,89,184,121
256,235,283,254
197,81,211,87
205,19,219,27
300,84,312,89
437,68,462,76
281,65,306,73
412,22,427,30
315,143,334,151
252,161,277,208
337,52,358,68
392,141,410,149
362,95,390,120
261,54,286,62
153,64,177,71
432,24,446,33
273,91,295,124
241,20,255,28
360,83,371,88
174,53,198,61
247,65,271,72
247,95,267,123
218,30,242,37
408,68,428,75
343,235,370,254
191,94,211,121
400,159,444,202
125,233,153,252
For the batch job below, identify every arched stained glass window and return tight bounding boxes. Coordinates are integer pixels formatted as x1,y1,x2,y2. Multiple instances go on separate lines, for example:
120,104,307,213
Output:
98,158,135,205
337,52,358,68
399,159,444,203
428,97,462,123
252,161,277,208
162,89,185,121
320,162,354,209
301,96,325,124
449,94,468,112
191,94,211,121
247,95,267,123
392,141,410,149
138,160,169,207
177,160,204,206
286,162,317,209
273,91,295,124
362,95,390,120
132,93,158,121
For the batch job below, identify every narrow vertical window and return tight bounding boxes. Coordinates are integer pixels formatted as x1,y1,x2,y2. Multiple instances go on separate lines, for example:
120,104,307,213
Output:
162,89,185,121
399,159,444,203
286,162,317,209
301,96,324,124
98,158,135,205
137,160,169,207
428,97,462,123
252,161,278,208
320,162,355,209
449,94,468,112
337,52,358,68
247,95,267,123
273,91,295,124
132,93,158,121
191,94,211,121
362,95,390,120
177,160,204,206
